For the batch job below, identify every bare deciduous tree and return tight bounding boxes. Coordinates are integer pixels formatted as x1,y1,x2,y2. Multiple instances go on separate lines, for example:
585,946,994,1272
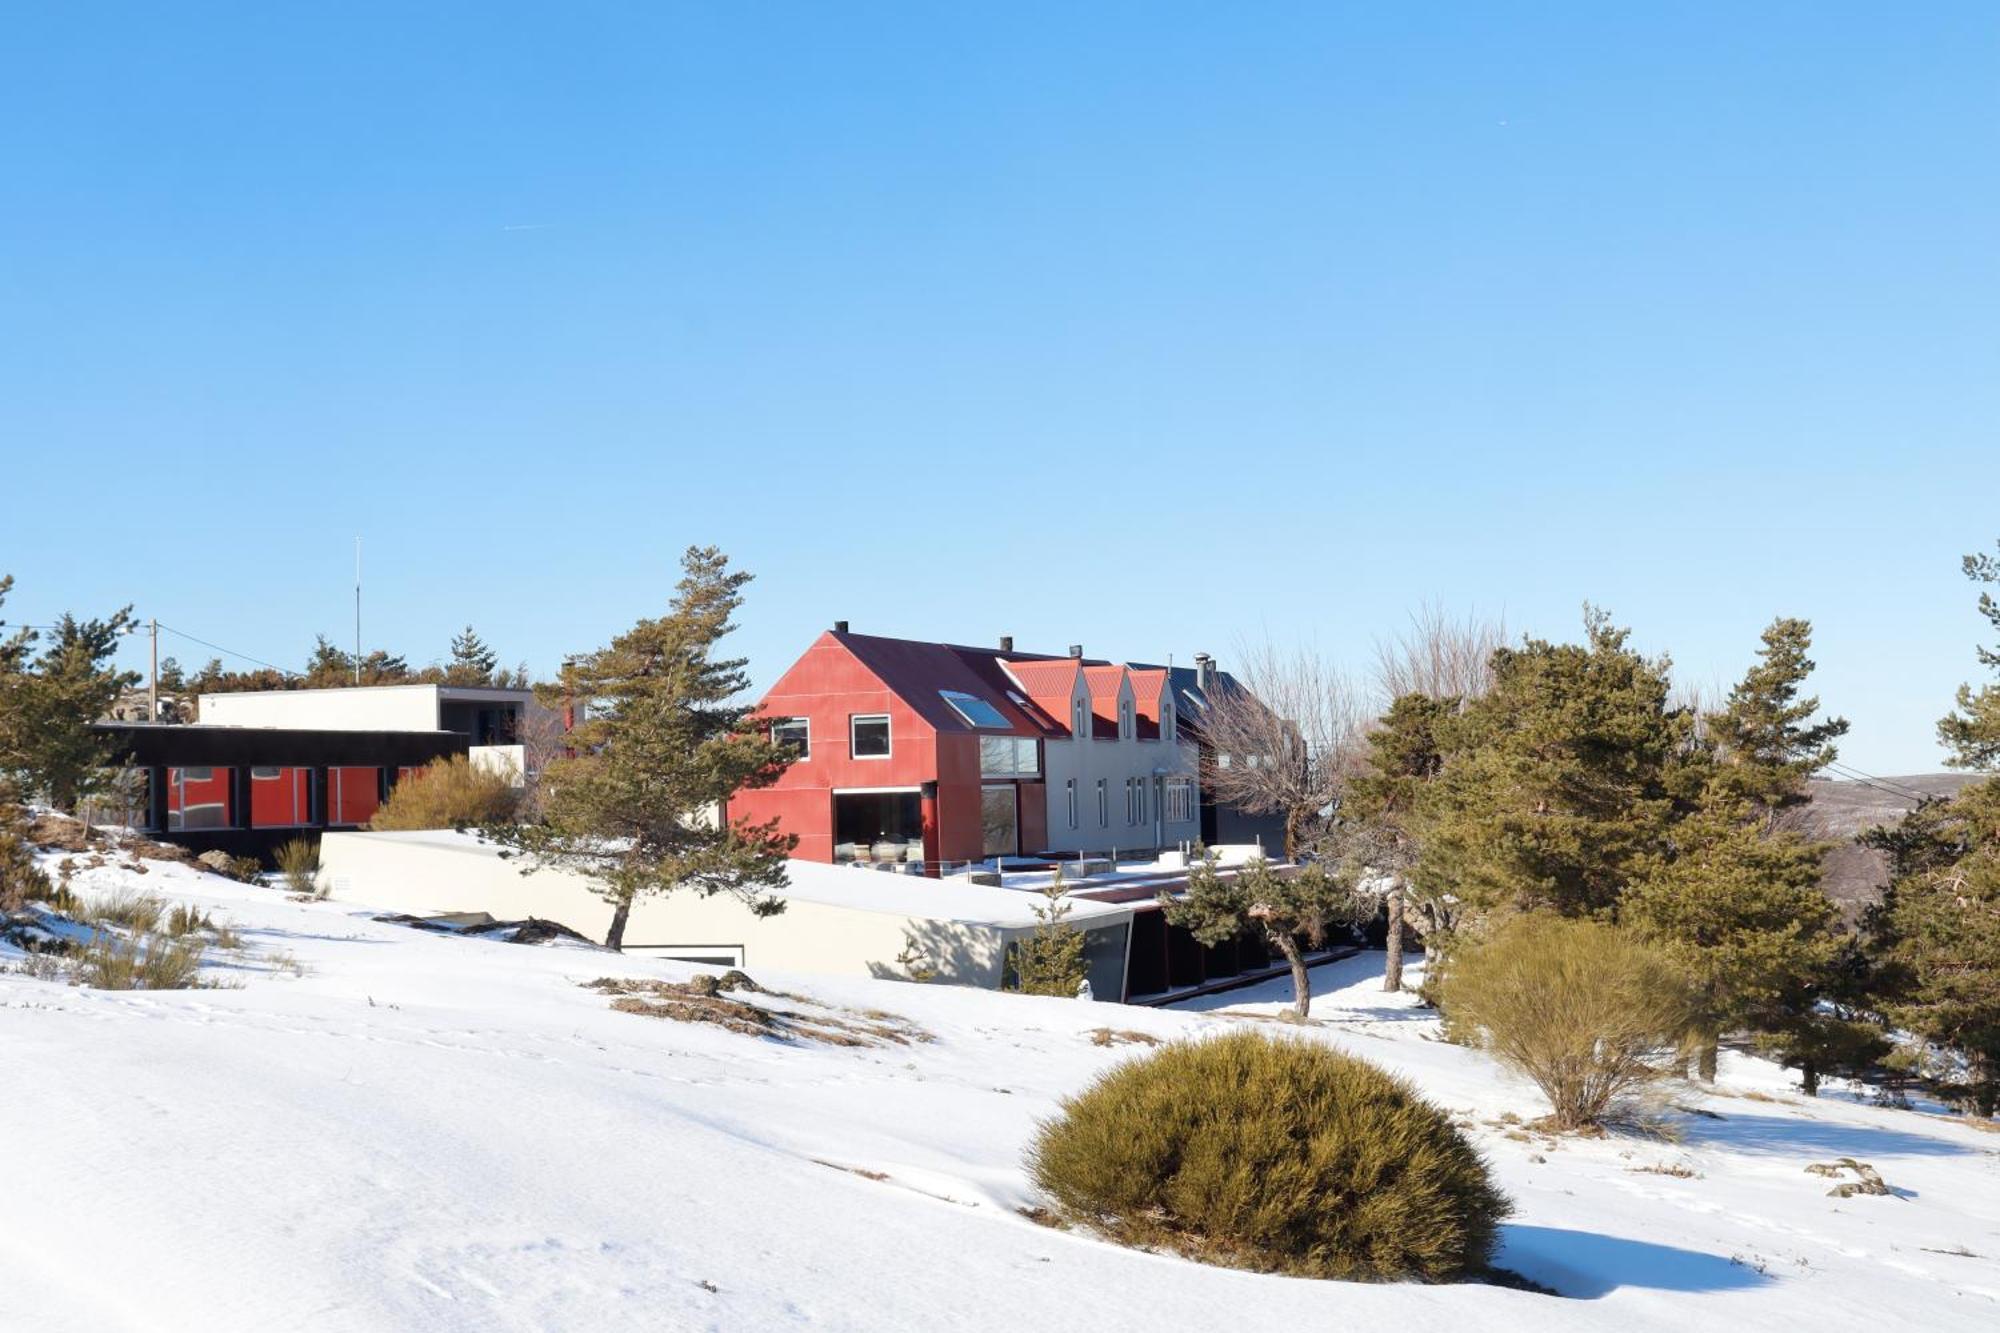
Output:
1372,602,1506,706
1193,642,1367,862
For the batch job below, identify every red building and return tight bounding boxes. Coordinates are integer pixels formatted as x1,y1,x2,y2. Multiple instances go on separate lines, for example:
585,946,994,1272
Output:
729,626,1205,871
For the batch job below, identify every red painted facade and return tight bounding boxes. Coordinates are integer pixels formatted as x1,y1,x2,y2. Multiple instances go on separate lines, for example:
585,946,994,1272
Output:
730,631,1062,869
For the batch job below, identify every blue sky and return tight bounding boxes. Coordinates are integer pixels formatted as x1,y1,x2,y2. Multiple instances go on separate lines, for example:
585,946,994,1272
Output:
2,3,1994,775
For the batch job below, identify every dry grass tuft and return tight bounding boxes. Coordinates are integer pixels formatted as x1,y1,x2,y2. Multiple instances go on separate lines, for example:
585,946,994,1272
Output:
85,890,166,934
589,973,930,1047
1088,1027,1161,1047
74,930,207,990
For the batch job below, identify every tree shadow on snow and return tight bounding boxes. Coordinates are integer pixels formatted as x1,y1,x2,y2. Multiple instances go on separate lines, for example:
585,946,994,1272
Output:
1676,1110,1975,1161
1498,1226,1771,1298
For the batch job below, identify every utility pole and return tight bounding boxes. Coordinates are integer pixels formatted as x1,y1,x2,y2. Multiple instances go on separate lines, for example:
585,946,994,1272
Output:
148,617,159,722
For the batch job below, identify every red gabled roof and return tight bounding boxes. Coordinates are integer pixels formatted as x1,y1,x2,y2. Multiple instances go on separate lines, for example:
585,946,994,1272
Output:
827,631,1047,736
1080,665,1130,739
1128,667,1169,741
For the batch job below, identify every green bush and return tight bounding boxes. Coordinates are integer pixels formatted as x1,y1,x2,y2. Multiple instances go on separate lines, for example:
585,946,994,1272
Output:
274,837,323,898
368,755,518,831
1027,1029,1509,1281
1442,914,1691,1131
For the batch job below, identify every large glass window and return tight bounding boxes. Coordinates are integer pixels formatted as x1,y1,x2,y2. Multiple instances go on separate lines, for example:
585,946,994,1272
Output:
940,690,1010,729
329,767,381,827
981,785,1018,858
250,766,313,828
850,714,891,758
978,735,1039,777
1165,777,1195,823
771,717,810,759
168,766,233,831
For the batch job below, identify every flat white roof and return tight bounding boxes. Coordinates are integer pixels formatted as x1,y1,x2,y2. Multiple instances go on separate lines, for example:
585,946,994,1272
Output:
343,831,1132,929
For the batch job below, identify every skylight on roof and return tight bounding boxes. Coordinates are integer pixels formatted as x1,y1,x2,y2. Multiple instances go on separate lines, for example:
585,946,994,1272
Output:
940,690,1011,729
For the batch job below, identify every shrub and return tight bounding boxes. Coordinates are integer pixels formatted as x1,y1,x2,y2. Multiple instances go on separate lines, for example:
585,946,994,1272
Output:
75,930,207,990
368,755,518,831
0,799,51,913
85,889,166,933
164,902,213,937
274,837,323,898
1442,914,1692,1131
1027,1029,1509,1281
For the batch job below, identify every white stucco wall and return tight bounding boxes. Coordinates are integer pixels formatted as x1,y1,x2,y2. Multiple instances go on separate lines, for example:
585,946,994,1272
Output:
1035,734,1201,856
318,831,1134,992
198,685,446,732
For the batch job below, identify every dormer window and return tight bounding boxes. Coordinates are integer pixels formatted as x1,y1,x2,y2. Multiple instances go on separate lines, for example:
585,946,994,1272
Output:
1161,702,1174,741
1072,697,1089,739
1118,699,1133,740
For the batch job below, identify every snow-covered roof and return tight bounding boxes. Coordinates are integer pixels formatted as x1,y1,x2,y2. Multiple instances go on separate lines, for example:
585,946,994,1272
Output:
349,831,1132,929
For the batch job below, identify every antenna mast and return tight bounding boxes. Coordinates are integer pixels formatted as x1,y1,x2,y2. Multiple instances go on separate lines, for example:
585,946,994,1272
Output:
354,536,362,685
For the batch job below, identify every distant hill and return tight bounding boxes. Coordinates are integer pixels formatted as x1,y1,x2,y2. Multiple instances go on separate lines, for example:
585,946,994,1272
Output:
1805,773,1983,919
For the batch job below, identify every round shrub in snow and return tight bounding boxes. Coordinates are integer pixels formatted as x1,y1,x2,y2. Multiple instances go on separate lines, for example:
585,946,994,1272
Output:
1027,1029,1510,1281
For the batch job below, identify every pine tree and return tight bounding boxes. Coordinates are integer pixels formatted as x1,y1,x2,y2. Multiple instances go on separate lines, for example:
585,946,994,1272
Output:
446,626,501,686
1758,938,1889,1096
1161,855,1361,1019
1938,540,2000,770
483,546,796,949
1411,608,1694,920
0,599,141,814
1623,800,1838,1080
1706,617,1849,821
1341,692,1454,992
304,636,410,688
1623,615,1847,1081
1869,779,2000,1115
1008,868,1090,996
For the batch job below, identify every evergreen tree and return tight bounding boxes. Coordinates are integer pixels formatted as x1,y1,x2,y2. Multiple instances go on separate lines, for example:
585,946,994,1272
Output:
1624,616,1847,1081
1758,938,1890,1097
1868,780,2000,1115
483,546,796,949
1411,608,1694,920
1161,854,1362,1019
303,636,411,688
1939,539,2000,770
1623,800,1837,1080
1341,691,1454,992
1008,868,1090,996
0,603,141,813
1706,618,1849,820
446,625,501,686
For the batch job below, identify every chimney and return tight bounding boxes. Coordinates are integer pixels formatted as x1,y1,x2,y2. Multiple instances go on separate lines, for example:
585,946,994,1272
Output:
1068,643,1083,659
999,635,1014,652
1194,652,1215,694
833,620,849,634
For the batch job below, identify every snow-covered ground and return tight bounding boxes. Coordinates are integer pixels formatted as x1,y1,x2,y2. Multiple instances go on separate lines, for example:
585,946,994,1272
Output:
5,852,2000,1331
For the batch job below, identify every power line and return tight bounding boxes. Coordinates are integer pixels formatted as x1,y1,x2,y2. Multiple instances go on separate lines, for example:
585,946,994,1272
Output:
1823,761,1935,804
154,622,297,678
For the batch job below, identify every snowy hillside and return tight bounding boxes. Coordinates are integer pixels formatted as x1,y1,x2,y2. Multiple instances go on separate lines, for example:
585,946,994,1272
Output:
6,852,2000,1331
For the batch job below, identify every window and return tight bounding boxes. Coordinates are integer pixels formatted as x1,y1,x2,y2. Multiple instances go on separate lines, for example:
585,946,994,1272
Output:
1161,702,1174,741
329,767,381,826
1165,777,1194,823
940,690,1010,729
1096,778,1109,827
168,766,232,831
1066,778,1078,829
850,714,891,759
1119,699,1133,740
1072,697,1089,739
250,765,313,828
771,716,810,759
1124,777,1140,824
1135,777,1148,824
979,735,1040,778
